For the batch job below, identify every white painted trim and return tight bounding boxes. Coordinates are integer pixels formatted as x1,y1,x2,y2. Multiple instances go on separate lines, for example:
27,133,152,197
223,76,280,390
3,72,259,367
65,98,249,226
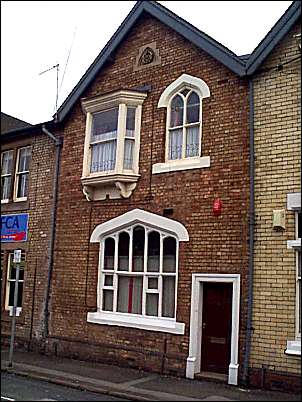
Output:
287,193,301,211
186,273,241,386
87,311,185,334
285,339,301,356
90,209,189,242
287,239,301,250
158,74,210,108
82,90,148,114
152,156,210,174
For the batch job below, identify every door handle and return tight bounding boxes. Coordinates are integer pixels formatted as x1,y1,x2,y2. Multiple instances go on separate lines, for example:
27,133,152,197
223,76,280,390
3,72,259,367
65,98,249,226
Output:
202,322,206,329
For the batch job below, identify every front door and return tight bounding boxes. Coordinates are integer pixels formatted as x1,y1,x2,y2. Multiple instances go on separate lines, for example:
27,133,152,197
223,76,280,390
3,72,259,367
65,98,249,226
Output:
200,282,232,374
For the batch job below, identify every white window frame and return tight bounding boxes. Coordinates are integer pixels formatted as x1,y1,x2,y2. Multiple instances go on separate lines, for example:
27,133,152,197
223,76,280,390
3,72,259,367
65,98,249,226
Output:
166,89,202,161
286,193,301,356
81,90,147,201
153,74,211,174
14,146,31,202
1,150,14,204
87,209,188,334
5,251,25,317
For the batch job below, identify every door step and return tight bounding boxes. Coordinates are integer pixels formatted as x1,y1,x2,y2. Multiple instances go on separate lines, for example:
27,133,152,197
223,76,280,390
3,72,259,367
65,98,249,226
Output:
195,371,228,383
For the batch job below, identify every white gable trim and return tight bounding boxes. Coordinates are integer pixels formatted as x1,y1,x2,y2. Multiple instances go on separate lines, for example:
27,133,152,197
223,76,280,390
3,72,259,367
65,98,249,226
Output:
158,73,210,108
90,208,189,242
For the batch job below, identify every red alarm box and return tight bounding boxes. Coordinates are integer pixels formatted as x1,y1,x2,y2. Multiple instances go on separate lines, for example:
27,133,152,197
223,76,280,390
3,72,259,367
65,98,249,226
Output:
213,198,222,216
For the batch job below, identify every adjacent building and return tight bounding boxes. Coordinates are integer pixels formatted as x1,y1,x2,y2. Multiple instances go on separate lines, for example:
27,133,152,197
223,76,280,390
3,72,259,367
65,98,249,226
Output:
1,115,62,350
246,2,301,392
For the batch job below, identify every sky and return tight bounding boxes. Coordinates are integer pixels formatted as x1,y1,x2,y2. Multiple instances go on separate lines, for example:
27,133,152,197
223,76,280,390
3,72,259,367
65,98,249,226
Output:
1,1,292,125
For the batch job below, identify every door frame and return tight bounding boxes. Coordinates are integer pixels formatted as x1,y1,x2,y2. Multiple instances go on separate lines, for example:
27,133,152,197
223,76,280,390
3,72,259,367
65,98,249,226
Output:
186,273,240,385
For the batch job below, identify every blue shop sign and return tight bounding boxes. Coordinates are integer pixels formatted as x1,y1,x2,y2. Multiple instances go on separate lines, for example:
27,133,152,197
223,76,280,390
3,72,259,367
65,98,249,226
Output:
1,213,29,242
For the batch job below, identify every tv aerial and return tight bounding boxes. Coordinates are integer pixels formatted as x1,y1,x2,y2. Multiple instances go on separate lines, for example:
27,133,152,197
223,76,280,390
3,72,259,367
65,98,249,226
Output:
39,63,59,117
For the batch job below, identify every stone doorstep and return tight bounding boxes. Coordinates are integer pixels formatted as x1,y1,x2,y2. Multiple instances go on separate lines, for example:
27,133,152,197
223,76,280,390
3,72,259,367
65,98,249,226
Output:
1,361,202,402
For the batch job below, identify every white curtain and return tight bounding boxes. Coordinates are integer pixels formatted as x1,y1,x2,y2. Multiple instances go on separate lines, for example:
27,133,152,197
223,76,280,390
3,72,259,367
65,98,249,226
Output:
91,141,117,172
169,129,183,160
117,276,143,314
162,276,175,318
186,125,199,157
123,139,134,170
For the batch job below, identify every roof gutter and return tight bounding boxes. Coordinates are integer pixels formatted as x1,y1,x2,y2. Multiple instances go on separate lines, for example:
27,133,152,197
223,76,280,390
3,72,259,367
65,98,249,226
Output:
42,125,62,339
242,77,255,385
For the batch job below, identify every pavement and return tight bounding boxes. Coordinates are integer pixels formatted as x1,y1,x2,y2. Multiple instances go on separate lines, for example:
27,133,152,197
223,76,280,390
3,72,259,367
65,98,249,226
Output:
1,349,300,401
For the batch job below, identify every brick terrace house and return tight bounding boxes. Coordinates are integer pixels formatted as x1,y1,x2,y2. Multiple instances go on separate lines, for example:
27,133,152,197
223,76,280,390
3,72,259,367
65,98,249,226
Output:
245,2,301,392
42,1,251,387
1,0,300,391
1,114,62,350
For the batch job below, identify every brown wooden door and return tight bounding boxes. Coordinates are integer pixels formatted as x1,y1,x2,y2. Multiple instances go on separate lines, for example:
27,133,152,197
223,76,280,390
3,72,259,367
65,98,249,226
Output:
200,282,232,374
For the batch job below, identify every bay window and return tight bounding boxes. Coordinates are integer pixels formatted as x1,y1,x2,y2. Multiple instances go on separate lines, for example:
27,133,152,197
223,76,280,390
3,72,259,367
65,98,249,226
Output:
286,193,301,355
81,90,147,201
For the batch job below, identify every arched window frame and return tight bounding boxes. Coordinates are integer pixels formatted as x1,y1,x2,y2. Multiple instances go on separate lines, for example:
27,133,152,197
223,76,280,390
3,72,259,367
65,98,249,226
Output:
88,209,188,334
166,89,202,161
153,74,211,174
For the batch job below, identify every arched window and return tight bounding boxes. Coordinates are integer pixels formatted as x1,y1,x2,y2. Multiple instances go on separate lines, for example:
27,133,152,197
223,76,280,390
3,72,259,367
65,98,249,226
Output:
101,225,178,318
88,209,188,334
168,90,200,160
153,74,211,174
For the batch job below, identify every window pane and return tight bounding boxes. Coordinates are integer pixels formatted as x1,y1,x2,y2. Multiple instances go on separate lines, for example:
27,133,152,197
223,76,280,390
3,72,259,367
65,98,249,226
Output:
146,293,158,316
18,147,31,172
1,176,12,200
169,129,182,160
1,151,13,175
118,232,129,271
181,88,190,97
170,95,183,127
133,226,144,272
123,139,134,170
186,92,200,124
102,290,113,311
148,277,158,290
147,231,160,272
8,281,23,308
16,173,29,198
91,108,118,141
163,237,176,273
104,275,113,287
162,276,175,318
91,141,116,172
126,107,136,137
186,125,199,157
298,212,301,239
117,276,143,314
104,238,115,270
298,279,301,334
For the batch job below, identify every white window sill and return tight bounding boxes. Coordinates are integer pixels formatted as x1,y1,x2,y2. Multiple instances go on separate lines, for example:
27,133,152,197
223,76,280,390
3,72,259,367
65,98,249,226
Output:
14,197,28,202
87,311,185,334
285,339,301,356
1,199,9,204
287,239,301,250
7,307,22,317
152,156,210,174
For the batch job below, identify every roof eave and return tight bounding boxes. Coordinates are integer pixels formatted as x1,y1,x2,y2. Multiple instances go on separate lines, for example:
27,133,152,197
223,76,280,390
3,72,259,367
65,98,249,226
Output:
56,1,246,123
246,1,301,75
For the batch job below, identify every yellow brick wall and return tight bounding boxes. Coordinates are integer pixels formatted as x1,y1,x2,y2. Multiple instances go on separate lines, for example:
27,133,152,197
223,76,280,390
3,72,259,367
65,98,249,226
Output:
251,22,301,375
